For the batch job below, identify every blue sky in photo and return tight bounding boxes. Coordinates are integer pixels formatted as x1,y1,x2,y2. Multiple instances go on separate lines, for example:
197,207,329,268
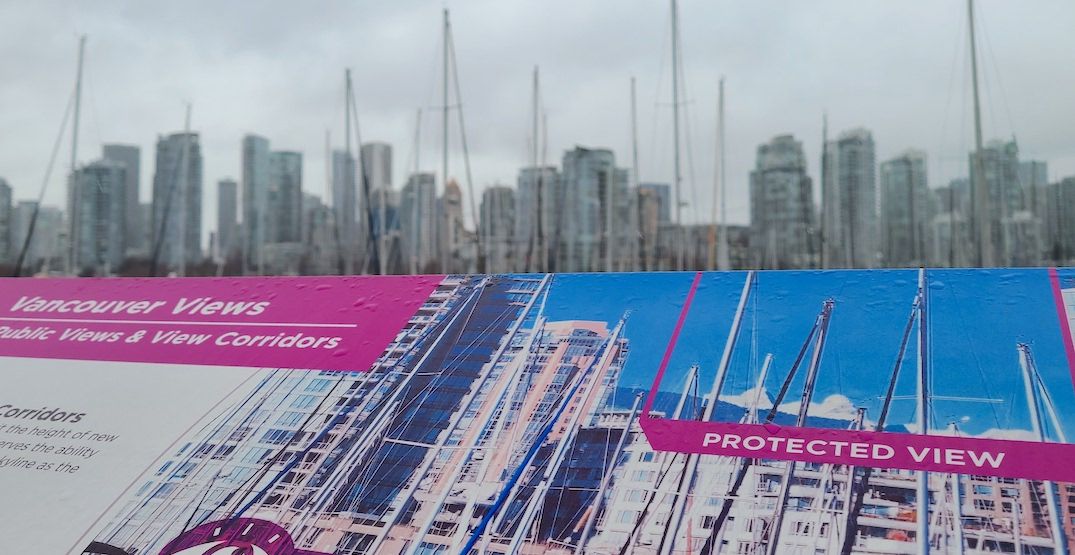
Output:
539,269,1075,439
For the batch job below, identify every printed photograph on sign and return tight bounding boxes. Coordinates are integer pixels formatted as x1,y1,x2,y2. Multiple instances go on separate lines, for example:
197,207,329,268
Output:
69,272,1075,554
655,268,1075,442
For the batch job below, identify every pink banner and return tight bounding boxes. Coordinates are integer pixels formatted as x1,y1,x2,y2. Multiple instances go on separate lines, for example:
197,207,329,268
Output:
640,417,1075,482
0,275,443,371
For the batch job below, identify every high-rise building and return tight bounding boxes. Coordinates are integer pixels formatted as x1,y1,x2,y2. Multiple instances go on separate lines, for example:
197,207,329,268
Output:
362,142,394,274
1020,160,1049,216
1021,160,1054,262
822,128,878,268
933,177,971,216
301,193,339,275
608,168,637,271
139,202,151,254
250,150,304,276
637,186,663,269
150,132,203,271
1042,177,1075,264
269,151,303,243
10,201,63,273
361,142,392,192
928,178,971,267
0,178,11,263
970,139,1026,265
636,183,675,270
1001,209,1043,266
102,144,141,254
974,139,1023,217
400,172,436,274
480,185,515,273
331,149,358,272
241,134,271,273
240,138,303,274
216,179,239,261
70,160,126,274
367,188,399,273
637,183,672,225
880,149,929,267
749,134,816,269
514,166,560,272
560,146,616,272
437,179,466,273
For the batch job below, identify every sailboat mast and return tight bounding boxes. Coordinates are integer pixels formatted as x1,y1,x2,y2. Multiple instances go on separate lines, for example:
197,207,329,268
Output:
915,267,930,554
344,69,353,275
1012,499,1023,555
708,271,752,409
1017,344,1070,555
717,76,729,271
630,76,641,271
605,167,614,272
820,112,828,269
378,157,387,275
574,396,643,553
967,0,993,267
67,35,86,275
326,129,345,275
707,81,718,269
440,8,450,274
840,284,922,555
949,472,966,553
670,0,684,270
347,78,381,275
748,354,774,424
531,66,542,273
541,111,551,271
766,301,833,555
411,108,421,275
665,274,753,555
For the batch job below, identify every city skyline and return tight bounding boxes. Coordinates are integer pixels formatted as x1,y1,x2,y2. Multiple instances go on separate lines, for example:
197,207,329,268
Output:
2,0,1074,247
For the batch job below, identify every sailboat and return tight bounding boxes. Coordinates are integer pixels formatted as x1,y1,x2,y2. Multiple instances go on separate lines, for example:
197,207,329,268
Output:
432,9,482,274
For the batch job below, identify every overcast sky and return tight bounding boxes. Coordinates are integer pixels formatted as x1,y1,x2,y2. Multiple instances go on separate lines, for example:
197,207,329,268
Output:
1,0,1073,238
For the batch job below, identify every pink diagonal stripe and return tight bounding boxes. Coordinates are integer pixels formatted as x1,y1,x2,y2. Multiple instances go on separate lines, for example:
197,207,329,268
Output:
641,271,702,419
1049,267,1075,397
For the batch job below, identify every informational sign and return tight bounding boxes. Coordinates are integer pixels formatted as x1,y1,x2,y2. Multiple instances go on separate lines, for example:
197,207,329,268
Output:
3,269,1075,554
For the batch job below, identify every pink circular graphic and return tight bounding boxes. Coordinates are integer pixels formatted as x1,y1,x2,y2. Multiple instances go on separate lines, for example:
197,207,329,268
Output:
158,518,329,555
